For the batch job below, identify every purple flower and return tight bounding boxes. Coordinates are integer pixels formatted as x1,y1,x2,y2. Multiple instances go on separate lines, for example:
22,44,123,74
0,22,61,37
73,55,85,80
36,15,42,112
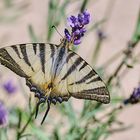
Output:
67,16,78,28
124,86,140,105
64,29,71,41
78,11,90,25
0,102,8,126
3,80,17,95
65,10,90,45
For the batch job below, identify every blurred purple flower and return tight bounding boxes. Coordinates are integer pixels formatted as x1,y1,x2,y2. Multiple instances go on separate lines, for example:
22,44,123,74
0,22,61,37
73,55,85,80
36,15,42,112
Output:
64,29,71,42
65,10,90,45
0,102,8,126
97,29,106,40
124,86,140,105
3,80,17,95
78,11,90,25
67,16,78,28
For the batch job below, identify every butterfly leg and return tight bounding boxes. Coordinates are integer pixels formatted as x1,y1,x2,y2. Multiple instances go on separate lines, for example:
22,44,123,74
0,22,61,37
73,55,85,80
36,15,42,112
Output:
41,99,51,125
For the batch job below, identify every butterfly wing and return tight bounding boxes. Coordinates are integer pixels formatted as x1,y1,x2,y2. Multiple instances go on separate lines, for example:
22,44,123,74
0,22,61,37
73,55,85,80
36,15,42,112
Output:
63,50,110,104
0,43,71,100
48,46,71,101
52,49,110,104
0,43,58,93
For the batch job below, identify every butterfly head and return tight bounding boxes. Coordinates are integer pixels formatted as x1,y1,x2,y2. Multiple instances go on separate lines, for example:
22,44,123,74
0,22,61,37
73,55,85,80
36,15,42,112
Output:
64,10,90,46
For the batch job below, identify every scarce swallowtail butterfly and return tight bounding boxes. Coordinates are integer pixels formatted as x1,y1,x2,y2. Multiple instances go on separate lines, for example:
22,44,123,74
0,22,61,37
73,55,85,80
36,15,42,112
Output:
0,11,110,124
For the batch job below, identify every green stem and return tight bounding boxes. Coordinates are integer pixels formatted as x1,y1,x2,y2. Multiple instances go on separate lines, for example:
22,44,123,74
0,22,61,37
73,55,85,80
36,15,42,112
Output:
107,41,139,85
107,9,140,85
16,110,35,140
92,38,103,65
107,60,125,85
80,0,89,12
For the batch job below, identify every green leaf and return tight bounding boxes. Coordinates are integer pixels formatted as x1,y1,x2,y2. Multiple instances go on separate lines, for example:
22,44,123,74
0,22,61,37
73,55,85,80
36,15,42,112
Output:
80,0,89,12
51,127,61,140
59,101,77,125
0,128,8,140
31,126,49,140
131,9,140,46
3,0,12,7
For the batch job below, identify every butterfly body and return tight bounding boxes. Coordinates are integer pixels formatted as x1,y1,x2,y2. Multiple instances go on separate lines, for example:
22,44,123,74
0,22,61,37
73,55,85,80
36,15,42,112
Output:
0,39,110,124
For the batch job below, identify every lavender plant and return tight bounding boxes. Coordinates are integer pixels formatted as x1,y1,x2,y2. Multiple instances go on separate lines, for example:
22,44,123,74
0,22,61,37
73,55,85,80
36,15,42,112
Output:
0,102,8,126
64,10,90,45
2,80,17,95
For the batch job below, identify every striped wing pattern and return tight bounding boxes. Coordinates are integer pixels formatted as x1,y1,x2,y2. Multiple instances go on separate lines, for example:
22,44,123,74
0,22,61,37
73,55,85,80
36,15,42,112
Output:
0,42,110,124
0,43,53,85
0,43,110,104
66,51,110,103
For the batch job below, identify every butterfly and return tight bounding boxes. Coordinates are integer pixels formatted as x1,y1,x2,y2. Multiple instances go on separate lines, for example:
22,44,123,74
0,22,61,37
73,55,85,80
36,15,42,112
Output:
0,39,110,124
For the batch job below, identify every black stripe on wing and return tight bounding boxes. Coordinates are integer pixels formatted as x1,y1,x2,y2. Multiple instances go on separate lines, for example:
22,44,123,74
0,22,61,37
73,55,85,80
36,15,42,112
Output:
69,69,96,85
19,44,34,71
33,43,37,54
66,52,75,62
50,44,56,64
54,46,66,76
61,57,83,81
11,45,21,59
39,43,46,73
86,76,102,84
70,87,110,104
82,87,107,95
79,61,87,71
0,48,28,78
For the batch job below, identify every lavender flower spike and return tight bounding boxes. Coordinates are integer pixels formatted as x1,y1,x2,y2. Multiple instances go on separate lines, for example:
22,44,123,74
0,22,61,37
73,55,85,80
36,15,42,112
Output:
0,102,8,126
124,86,140,105
65,10,90,45
3,80,17,95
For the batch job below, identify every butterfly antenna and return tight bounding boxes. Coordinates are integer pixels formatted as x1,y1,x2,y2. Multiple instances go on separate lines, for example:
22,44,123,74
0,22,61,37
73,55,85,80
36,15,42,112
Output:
41,100,51,125
52,25,63,38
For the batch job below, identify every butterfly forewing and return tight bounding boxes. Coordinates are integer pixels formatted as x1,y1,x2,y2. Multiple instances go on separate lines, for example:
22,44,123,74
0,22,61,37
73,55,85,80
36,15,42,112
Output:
0,44,54,90
66,51,110,104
